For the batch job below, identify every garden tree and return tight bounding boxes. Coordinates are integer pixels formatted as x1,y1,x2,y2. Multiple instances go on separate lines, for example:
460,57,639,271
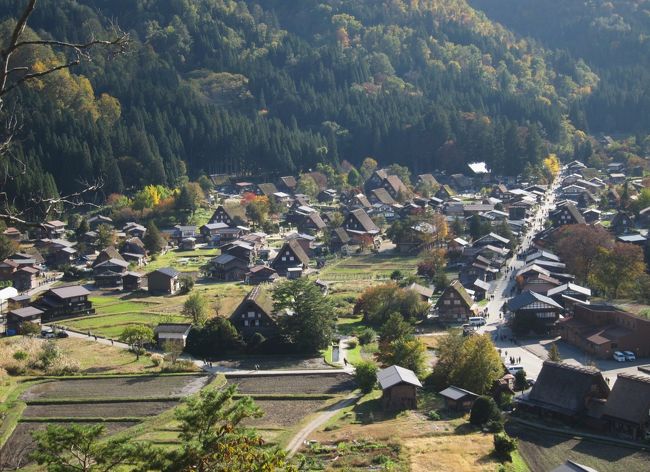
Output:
542,153,561,180
0,233,18,259
296,174,319,199
75,217,89,238
378,336,427,377
359,157,378,183
386,163,411,186
143,221,165,254
390,270,403,281
163,340,184,365
31,424,149,472
469,396,502,426
325,211,344,231
451,218,464,237
144,384,295,472
431,333,502,394
19,321,41,336
357,327,376,345
378,312,415,349
197,175,213,194
180,275,195,293
547,342,562,362
347,167,361,187
119,325,153,360
354,283,428,325
469,215,490,240
632,188,650,215
176,182,204,215
494,220,514,249
514,369,528,392
553,224,614,284
182,292,210,326
590,242,646,299
185,317,243,359
493,432,518,460
417,248,447,280
273,278,335,353
244,196,270,227
96,224,115,249
355,360,378,393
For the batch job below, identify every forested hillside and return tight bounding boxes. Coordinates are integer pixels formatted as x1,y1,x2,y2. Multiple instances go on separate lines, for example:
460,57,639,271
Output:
1,0,601,211
470,0,650,133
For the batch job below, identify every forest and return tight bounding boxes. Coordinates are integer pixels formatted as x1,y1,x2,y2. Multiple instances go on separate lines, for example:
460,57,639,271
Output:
0,0,634,214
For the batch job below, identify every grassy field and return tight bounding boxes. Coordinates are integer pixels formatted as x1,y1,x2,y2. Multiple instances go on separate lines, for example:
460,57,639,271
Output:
145,247,220,273
62,282,249,338
509,423,650,472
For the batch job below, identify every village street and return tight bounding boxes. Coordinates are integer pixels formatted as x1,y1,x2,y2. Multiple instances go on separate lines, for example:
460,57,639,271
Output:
479,176,648,385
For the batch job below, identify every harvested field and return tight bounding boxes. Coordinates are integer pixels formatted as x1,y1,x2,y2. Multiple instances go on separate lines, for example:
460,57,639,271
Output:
246,399,329,428
226,373,354,395
22,401,179,419
21,375,209,401
214,355,332,371
405,433,500,472
0,422,137,470
509,423,650,472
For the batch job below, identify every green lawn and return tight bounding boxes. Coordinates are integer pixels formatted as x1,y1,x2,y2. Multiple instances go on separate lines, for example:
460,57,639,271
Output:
64,313,188,338
146,247,220,273
319,253,421,282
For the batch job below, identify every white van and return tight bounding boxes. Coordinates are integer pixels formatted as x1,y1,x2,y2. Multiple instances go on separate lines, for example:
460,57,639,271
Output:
507,365,525,375
468,316,486,327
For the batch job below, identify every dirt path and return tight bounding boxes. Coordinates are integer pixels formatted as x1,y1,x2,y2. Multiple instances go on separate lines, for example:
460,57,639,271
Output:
285,393,361,457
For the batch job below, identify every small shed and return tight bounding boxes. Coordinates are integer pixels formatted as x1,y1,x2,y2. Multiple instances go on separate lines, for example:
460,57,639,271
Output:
122,272,144,291
439,385,479,411
154,323,192,349
377,365,422,411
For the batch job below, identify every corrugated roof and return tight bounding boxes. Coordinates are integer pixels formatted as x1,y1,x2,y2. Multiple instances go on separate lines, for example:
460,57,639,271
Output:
50,285,90,299
439,385,478,401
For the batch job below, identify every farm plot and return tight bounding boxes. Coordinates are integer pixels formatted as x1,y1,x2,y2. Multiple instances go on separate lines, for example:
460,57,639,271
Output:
64,312,189,338
226,373,354,395
22,401,179,419
0,421,137,470
246,399,331,428
21,375,209,401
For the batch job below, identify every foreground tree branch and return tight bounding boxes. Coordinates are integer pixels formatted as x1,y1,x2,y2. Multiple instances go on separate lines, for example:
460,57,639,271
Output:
0,0,129,225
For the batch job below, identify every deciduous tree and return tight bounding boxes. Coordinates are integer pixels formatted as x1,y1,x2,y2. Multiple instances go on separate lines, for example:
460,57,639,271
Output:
553,224,613,284
119,325,153,360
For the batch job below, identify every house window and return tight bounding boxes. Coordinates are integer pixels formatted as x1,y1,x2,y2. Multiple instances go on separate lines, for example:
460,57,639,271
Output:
444,300,451,305
454,300,461,305
244,320,249,326
282,257,287,261
289,256,294,261
255,320,259,326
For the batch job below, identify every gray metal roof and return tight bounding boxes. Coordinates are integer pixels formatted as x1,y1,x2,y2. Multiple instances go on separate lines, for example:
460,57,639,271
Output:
439,385,478,401
377,365,422,390
50,285,90,299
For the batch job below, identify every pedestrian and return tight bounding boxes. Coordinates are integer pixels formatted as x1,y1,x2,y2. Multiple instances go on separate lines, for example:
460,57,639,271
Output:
111,339,114,346
94,335,97,341
344,358,348,366
505,350,507,357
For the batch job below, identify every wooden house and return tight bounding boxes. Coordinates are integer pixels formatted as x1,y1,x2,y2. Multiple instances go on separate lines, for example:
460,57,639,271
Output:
209,254,249,281
507,290,563,333
435,279,477,324
271,240,310,277
519,361,609,424
147,268,181,295
550,202,586,227
246,265,278,285
93,258,129,288
377,365,422,411
209,205,247,228
439,386,479,412
602,374,650,441
229,286,278,339
122,272,144,291
610,212,634,235
6,306,44,335
154,323,192,350
36,286,94,321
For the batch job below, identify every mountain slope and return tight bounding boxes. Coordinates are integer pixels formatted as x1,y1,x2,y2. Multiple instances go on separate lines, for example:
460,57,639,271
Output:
0,0,599,213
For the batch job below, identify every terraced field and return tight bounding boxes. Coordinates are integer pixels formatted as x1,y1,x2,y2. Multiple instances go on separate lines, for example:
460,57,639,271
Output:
226,373,354,395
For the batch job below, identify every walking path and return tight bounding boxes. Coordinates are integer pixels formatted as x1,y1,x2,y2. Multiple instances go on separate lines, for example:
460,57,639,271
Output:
285,392,362,457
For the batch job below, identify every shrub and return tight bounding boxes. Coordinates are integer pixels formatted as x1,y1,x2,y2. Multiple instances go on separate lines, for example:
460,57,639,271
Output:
161,359,196,373
347,339,358,349
427,410,441,421
150,353,164,367
486,419,504,433
355,361,378,393
357,328,376,345
46,357,80,376
12,351,27,361
5,362,26,376
493,432,517,460
470,396,502,426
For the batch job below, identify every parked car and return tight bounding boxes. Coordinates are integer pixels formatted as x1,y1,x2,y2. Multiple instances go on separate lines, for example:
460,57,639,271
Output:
56,331,69,338
613,351,626,362
526,378,536,387
468,316,486,327
623,351,636,361
507,365,525,375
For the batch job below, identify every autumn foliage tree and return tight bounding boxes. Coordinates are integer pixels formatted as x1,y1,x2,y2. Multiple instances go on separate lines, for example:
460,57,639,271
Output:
589,243,646,299
354,283,429,325
553,224,613,284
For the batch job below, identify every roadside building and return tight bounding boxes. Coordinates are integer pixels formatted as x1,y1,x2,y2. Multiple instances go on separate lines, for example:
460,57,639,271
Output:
435,279,477,324
154,323,192,350
147,268,181,295
602,374,650,441
439,386,479,412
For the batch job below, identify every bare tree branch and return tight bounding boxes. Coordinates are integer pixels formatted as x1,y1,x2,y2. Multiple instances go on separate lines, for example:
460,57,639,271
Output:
0,0,130,226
